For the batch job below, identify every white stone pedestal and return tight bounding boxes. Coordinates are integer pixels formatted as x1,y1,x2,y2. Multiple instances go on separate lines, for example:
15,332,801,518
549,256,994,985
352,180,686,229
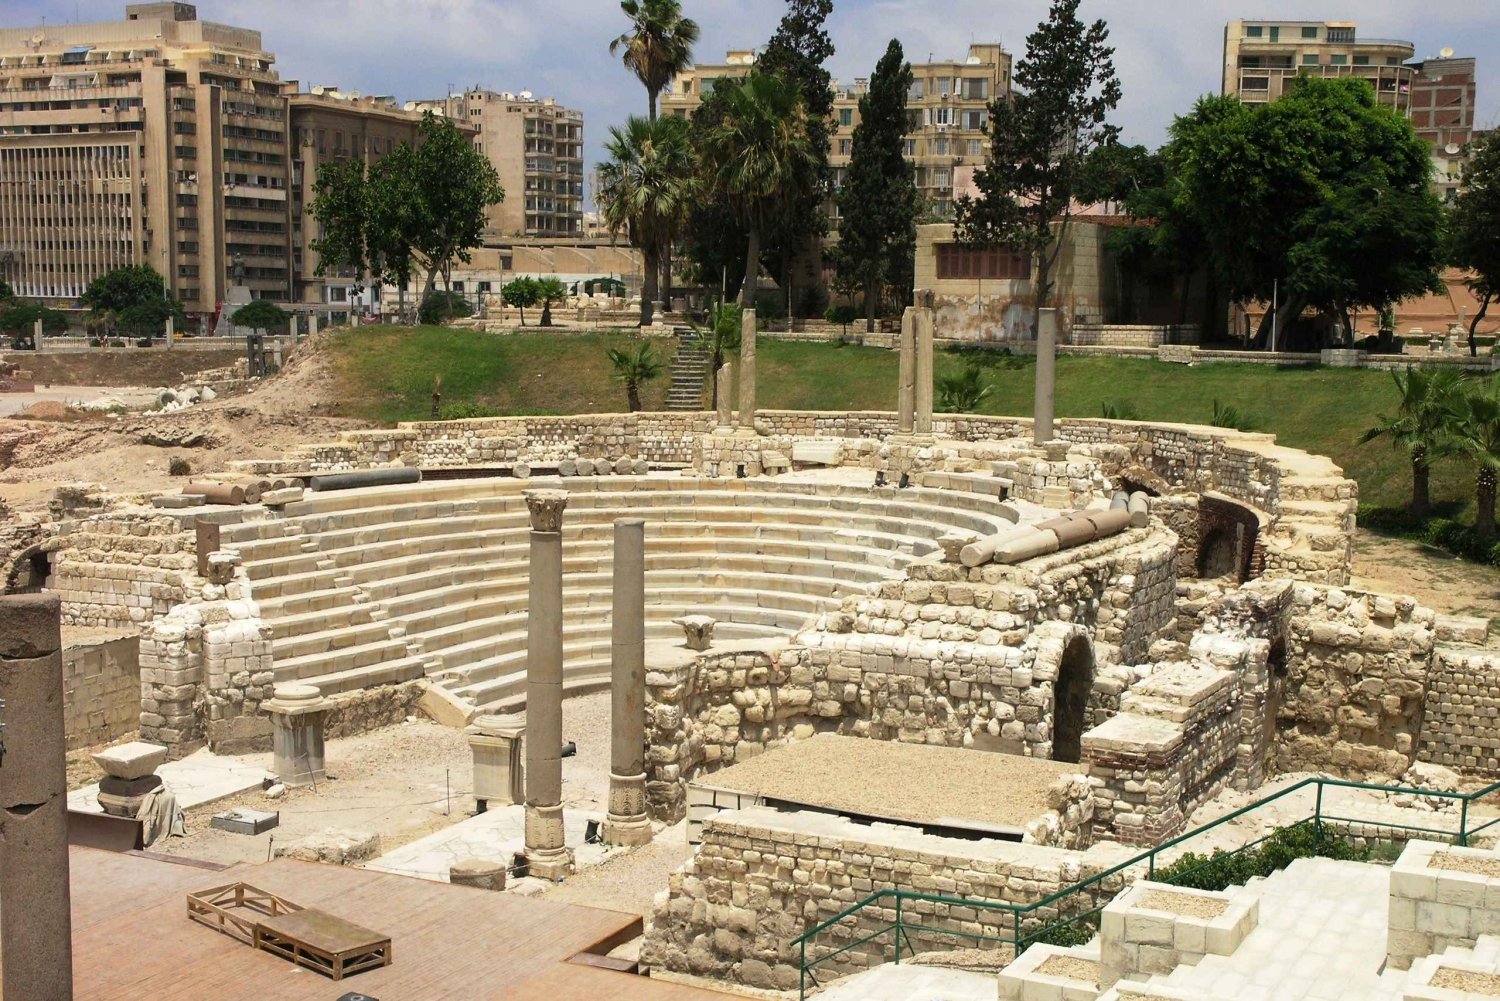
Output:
264,684,328,788
467,714,525,812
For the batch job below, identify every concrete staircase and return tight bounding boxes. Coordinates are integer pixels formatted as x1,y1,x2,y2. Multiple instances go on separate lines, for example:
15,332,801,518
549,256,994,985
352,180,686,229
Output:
222,476,1016,716
665,327,710,411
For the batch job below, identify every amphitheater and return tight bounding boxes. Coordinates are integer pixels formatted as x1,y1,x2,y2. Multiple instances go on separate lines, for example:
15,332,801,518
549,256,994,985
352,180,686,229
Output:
13,316,1500,1001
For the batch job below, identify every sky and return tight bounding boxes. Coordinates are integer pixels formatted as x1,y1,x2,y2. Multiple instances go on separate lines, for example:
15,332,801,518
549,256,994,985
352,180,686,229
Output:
13,0,1500,183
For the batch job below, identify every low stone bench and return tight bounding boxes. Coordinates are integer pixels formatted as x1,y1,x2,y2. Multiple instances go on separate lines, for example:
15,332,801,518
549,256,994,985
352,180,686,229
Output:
1389,841,1500,971
1100,880,1258,989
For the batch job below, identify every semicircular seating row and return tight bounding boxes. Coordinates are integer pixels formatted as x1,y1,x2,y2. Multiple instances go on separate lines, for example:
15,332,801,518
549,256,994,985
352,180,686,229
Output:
220,477,1017,716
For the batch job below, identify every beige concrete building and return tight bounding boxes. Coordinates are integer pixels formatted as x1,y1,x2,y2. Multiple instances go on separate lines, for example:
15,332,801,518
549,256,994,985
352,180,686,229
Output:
0,3,292,314
1222,20,1415,112
286,85,431,307
1408,55,1479,201
406,89,583,239
660,43,1011,223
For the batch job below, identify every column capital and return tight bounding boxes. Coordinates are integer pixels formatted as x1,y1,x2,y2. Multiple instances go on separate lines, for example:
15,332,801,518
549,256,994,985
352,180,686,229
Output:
523,489,568,532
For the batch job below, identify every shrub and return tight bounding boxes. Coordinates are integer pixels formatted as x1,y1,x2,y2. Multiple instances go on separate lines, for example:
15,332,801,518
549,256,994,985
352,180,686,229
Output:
825,304,858,334
754,292,786,324
1102,400,1141,421
168,456,192,477
936,364,993,413
1210,398,1258,432
439,401,498,420
419,291,473,326
1151,821,1367,892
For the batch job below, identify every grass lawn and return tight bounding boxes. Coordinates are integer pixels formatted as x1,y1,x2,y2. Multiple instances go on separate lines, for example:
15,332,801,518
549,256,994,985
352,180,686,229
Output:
322,326,1486,518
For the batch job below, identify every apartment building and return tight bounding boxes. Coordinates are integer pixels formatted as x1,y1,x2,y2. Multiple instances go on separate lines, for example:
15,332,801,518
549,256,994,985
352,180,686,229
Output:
286,85,431,306
0,3,292,314
406,89,584,239
1222,20,1416,111
1408,55,1479,201
659,43,1011,222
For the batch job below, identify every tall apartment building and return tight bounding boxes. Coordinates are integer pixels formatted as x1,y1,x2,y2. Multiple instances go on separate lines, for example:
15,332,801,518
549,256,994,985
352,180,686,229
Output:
659,43,1012,222
0,3,292,313
406,89,584,238
286,85,430,305
1222,20,1415,110
1408,55,1479,200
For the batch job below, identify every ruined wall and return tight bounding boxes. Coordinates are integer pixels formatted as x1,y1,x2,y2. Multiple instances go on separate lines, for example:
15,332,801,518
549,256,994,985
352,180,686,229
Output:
639,807,1133,992
1417,648,1500,775
62,633,140,751
44,513,197,628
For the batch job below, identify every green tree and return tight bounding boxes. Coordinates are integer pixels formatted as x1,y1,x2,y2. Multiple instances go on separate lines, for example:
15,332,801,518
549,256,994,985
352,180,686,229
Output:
0,302,66,347
702,73,818,305
936,364,993,413
825,303,857,335
1450,376,1500,536
607,340,664,411
537,278,568,327
1359,366,1466,516
82,265,184,337
0,278,14,303
309,158,370,279
955,0,1121,335
758,0,835,313
834,40,919,333
609,0,700,120
502,277,542,326
418,290,472,325
405,113,504,296
1451,132,1500,357
1170,80,1443,348
230,299,290,332
598,115,698,326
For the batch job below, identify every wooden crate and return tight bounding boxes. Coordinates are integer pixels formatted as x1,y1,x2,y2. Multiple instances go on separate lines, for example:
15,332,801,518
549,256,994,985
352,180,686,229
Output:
187,882,302,946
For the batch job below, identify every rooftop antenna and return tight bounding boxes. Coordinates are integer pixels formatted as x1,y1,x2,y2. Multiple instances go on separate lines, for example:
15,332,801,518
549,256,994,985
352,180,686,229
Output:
1441,47,1455,58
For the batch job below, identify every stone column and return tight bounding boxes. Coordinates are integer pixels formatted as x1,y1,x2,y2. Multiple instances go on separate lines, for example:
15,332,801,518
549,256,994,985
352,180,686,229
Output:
32,317,42,347
914,297,935,436
897,307,916,435
0,594,73,1001
523,489,572,880
165,313,174,350
1034,306,1058,445
737,308,757,433
264,683,328,788
605,518,651,846
715,361,734,432
308,311,319,338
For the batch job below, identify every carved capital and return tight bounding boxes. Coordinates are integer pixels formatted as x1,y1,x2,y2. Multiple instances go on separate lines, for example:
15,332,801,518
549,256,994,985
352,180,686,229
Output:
523,489,568,532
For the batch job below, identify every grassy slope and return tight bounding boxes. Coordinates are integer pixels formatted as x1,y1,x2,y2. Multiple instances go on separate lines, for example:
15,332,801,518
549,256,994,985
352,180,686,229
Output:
324,327,1480,514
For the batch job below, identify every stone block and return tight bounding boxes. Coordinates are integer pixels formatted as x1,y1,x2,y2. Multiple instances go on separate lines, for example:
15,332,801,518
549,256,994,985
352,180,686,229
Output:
91,741,167,781
210,808,279,835
273,828,380,865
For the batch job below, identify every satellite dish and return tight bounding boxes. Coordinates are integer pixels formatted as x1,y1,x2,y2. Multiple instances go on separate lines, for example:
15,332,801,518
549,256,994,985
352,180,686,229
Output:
1446,143,1462,155
1440,47,1455,58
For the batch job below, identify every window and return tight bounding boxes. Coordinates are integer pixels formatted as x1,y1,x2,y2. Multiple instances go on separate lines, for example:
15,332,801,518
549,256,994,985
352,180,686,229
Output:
905,109,923,131
1327,27,1354,43
967,139,982,157
838,139,851,156
1269,26,1279,42
932,168,951,189
962,109,987,130
1302,26,1318,39
908,80,924,100
936,244,1030,280
933,107,952,126
934,77,951,97
839,107,852,126
1330,54,1348,65
1242,77,1270,91
1302,54,1319,65
1246,25,1263,38
962,77,988,100
902,138,916,156
1353,55,1369,66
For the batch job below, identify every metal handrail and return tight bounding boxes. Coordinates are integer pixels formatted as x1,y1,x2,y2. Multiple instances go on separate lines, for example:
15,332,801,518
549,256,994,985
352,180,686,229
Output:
792,774,1500,997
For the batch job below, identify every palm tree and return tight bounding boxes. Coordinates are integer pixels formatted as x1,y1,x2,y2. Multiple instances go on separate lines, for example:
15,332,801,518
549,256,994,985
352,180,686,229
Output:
936,364,993,413
1450,375,1500,537
609,0,700,120
1359,366,1466,516
598,115,697,326
607,341,664,412
701,74,817,306
537,277,567,327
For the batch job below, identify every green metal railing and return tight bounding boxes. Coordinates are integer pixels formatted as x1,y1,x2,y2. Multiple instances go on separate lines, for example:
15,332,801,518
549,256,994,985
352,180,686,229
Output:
793,775,1500,998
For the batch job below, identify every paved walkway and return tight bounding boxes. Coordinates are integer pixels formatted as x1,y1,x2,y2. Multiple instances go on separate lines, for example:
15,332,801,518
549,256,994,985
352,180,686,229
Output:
1150,857,1407,1000
362,803,614,885
813,966,996,1001
69,747,269,814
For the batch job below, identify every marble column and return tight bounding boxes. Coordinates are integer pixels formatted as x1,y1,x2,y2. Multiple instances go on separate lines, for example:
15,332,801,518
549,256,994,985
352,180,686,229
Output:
715,361,734,432
264,683,329,788
914,297,935,436
1034,306,1058,445
523,489,572,880
308,311,319,338
604,518,651,846
737,308,758,433
897,307,916,435
0,594,73,1001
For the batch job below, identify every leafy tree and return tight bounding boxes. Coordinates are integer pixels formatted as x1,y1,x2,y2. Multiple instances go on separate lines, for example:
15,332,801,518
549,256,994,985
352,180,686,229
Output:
607,340,664,411
0,302,66,348
1450,375,1500,536
702,73,818,304
1451,132,1500,357
598,115,698,326
82,265,182,321
230,300,290,332
834,40,919,333
609,0,700,120
418,290,473,325
502,277,542,326
537,278,568,327
0,278,14,302
936,364,993,413
758,0,835,312
1170,80,1442,348
690,299,742,408
309,158,371,279
825,303,857,335
955,0,1121,335
407,113,504,296
1359,366,1466,516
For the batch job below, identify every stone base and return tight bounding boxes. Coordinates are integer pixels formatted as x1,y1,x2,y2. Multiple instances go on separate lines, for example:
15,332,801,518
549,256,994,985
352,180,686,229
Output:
603,815,653,847
524,847,574,882
450,858,507,891
97,774,162,818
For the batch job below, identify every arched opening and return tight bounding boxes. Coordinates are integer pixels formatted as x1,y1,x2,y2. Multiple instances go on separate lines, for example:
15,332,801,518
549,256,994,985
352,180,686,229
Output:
1197,526,1239,580
1052,635,1095,764
5,547,50,595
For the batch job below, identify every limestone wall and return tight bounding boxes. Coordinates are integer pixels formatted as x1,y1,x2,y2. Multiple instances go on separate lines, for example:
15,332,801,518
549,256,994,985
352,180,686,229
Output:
1417,648,1500,775
61,633,140,751
639,807,1133,992
43,513,197,628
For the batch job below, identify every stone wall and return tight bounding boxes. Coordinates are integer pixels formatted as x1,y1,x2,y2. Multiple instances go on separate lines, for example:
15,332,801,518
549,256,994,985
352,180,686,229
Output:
43,513,197,628
639,807,1134,991
61,633,140,751
1071,325,1202,348
1417,648,1500,775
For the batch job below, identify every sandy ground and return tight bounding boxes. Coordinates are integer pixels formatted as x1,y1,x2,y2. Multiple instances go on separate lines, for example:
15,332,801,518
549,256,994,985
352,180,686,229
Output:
1351,530,1500,622
0,385,159,417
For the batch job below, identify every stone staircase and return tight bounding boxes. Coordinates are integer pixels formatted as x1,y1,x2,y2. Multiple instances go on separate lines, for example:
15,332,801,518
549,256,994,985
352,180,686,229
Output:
665,327,710,411
221,476,1017,716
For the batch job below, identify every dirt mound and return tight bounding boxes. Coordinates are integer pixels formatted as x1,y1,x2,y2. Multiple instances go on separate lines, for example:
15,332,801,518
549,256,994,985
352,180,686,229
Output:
16,401,72,421
0,348,243,388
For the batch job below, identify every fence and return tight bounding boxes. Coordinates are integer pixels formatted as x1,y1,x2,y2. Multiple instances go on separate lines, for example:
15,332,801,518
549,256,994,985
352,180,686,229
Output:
792,775,1500,997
